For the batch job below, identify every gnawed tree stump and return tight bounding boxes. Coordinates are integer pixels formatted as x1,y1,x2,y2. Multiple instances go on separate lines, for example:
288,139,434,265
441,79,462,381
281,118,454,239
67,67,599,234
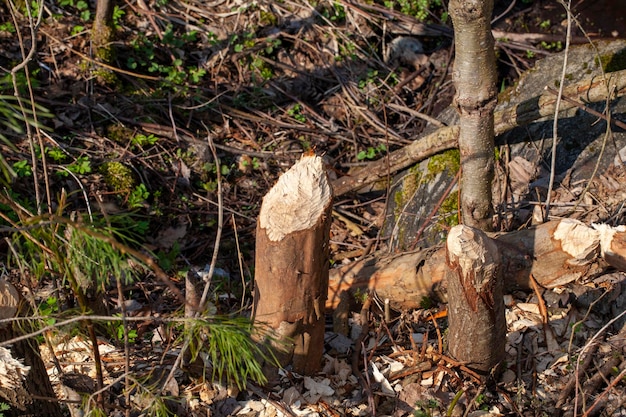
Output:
446,225,505,373
0,278,63,417
253,155,332,375
328,219,626,311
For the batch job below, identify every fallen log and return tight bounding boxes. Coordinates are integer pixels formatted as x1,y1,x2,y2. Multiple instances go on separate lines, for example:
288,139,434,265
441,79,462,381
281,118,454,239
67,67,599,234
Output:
327,219,626,310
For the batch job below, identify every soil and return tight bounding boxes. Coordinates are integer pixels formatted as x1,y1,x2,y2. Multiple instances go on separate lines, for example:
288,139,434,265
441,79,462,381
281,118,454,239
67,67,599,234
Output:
0,1,625,416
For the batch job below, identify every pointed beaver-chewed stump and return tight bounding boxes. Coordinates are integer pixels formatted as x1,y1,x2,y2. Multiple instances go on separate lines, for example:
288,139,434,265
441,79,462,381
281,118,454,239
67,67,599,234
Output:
446,225,506,375
253,155,332,376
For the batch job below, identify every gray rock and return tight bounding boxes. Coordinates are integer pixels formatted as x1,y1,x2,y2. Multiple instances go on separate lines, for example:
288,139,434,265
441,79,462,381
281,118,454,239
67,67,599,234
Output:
384,40,626,249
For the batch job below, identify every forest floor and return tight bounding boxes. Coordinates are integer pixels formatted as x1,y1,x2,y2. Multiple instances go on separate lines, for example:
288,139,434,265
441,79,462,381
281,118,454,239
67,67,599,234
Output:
0,0,625,416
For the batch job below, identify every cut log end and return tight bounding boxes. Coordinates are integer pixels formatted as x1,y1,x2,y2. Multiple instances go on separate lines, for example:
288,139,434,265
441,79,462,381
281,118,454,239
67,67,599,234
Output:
259,155,332,242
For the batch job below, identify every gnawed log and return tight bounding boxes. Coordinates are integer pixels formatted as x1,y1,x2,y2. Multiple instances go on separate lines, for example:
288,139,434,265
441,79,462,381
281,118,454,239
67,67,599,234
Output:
328,219,626,310
253,155,332,375
446,225,506,373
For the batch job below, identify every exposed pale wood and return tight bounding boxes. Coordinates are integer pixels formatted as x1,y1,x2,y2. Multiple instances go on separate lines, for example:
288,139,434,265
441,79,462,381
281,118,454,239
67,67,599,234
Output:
253,155,332,375
446,225,506,373
327,219,626,310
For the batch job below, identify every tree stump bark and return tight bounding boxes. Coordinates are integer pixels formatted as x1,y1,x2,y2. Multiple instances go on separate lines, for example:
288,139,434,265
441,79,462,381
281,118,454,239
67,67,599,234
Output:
253,155,332,375
446,225,506,374
0,278,63,417
450,0,498,230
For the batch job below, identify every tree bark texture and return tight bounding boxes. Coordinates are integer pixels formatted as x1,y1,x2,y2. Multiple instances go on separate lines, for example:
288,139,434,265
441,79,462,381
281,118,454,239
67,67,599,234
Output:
450,0,498,230
253,155,332,375
0,279,62,417
446,225,505,373
327,219,626,311
92,0,115,62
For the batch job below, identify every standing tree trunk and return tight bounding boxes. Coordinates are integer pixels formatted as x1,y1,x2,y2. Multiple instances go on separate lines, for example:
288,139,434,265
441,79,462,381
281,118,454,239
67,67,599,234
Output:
446,225,505,374
446,0,504,378
92,0,115,63
253,155,332,376
450,0,498,231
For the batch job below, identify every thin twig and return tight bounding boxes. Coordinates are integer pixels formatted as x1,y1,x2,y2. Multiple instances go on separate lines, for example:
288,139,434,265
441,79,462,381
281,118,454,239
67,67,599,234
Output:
545,0,572,221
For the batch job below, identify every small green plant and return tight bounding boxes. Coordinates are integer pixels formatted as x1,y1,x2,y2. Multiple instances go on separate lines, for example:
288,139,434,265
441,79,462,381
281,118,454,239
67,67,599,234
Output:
540,41,563,51
156,242,180,272
358,68,379,89
413,399,439,417
287,103,307,123
539,19,551,29
357,144,387,161
46,147,68,162
112,5,125,29
474,393,489,411
384,0,443,22
128,184,150,209
0,21,16,33
131,133,159,148
126,28,207,89
59,0,91,21
39,297,59,326
0,402,10,416
338,40,357,60
231,31,256,53
59,155,92,175
116,322,138,343
12,160,32,177
185,316,281,389
321,2,347,22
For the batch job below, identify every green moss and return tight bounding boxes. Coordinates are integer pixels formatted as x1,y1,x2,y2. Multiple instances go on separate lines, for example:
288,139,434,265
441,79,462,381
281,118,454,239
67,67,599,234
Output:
106,124,134,144
259,10,278,26
438,192,459,228
394,164,422,217
595,49,626,72
100,161,136,192
425,148,460,182
93,68,120,86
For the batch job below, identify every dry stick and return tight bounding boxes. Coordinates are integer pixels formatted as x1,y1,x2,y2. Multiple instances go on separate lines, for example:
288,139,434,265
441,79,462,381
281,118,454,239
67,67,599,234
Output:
8,0,49,215
581,355,622,410
39,29,160,80
544,86,626,130
116,273,132,417
547,83,616,217
545,0,573,221
573,309,626,417
555,336,599,407
232,213,247,311
160,130,225,396
333,67,626,197
582,364,626,417
528,274,559,353
352,295,374,413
